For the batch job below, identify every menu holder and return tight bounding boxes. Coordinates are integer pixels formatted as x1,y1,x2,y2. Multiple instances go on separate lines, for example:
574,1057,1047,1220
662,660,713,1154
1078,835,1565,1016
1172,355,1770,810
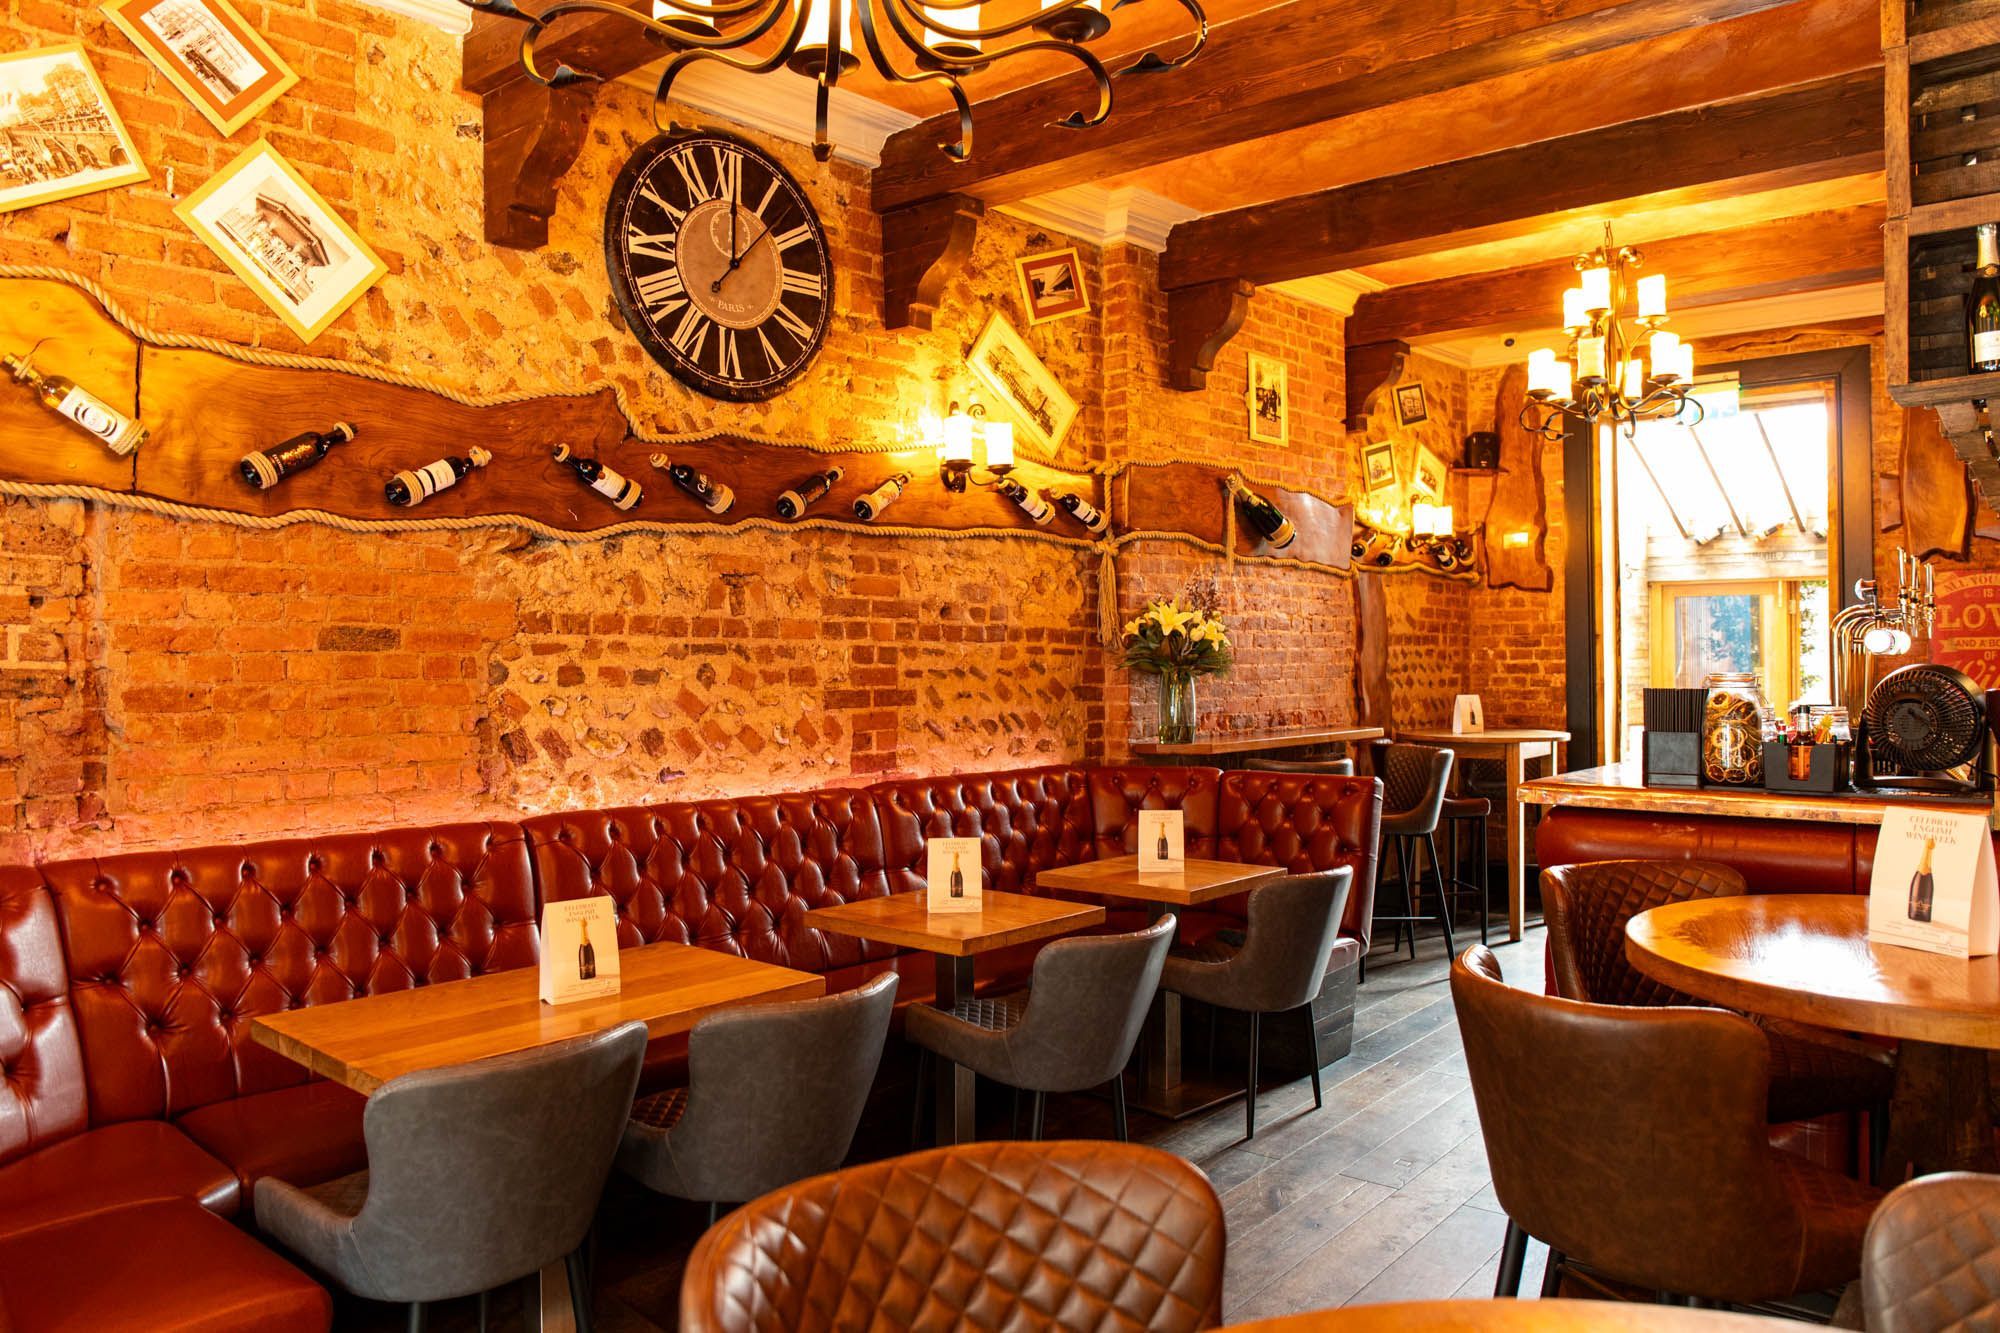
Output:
1868,807,1999,958
1452,694,1485,734
1761,740,1851,793
1138,810,1186,872
926,836,984,914
540,897,621,1004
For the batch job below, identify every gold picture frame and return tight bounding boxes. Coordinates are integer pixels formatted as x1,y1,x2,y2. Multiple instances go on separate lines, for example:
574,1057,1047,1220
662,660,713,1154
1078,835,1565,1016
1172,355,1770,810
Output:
177,140,385,344
1361,441,1398,495
1247,352,1288,445
104,0,298,138
1014,246,1089,326
1412,443,1447,501
967,313,1078,458
0,43,148,215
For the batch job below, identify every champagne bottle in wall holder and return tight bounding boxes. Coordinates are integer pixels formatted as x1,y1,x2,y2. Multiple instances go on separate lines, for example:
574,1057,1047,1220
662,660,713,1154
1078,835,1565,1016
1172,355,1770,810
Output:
777,466,843,519
854,472,911,521
385,446,492,507
1047,488,1109,534
1969,223,2000,373
4,352,147,456
239,422,355,490
650,453,734,515
997,478,1054,525
553,443,642,510
1225,475,1297,550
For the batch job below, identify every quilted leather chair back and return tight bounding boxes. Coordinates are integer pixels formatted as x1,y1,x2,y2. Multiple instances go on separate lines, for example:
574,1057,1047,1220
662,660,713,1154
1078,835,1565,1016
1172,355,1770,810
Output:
680,1140,1226,1333
1217,772,1381,947
1542,859,1746,1007
0,869,88,1164
522,791,896,973
1863,1172,2000,1332
869,765,1093,895
44,823,537,1125
1089,766,1222,860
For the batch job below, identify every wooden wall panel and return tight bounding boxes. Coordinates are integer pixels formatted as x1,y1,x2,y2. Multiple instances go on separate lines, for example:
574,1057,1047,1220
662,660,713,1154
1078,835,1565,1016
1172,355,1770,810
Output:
1900,403,1974,559
1483,364,1555,591
0,278,142,491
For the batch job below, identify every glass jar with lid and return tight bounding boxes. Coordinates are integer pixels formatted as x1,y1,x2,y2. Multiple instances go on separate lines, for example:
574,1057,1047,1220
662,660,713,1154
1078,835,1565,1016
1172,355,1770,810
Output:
1702,671,1773,786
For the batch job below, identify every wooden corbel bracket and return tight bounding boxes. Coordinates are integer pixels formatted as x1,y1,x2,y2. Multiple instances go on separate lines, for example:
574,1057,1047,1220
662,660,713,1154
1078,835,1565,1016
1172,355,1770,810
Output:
881,193,984,330
1164,278,1254,391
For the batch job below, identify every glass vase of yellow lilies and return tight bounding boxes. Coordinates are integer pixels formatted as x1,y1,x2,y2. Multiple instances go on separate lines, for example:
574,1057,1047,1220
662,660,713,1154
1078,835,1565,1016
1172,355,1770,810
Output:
1120,598,1233,745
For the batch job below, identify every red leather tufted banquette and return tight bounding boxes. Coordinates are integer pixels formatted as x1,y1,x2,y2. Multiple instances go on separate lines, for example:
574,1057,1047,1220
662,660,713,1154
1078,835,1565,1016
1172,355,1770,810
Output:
1089,765,1223,860
869,764,1095,894
1216,771,1382,949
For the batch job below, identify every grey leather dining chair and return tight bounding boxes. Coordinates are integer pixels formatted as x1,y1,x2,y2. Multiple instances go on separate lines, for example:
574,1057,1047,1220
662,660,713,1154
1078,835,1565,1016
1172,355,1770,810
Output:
616,972,898,1223
1158,867,1354,1139
254,1020,648,1333
906,917,1176,1141
1368,739,1456,962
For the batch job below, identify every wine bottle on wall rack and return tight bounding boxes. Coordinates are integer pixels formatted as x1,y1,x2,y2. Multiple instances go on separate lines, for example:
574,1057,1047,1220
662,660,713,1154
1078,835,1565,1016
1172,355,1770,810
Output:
997,478,1054,525
776,466,843,519
1225,475,1297,550
1046,488,1108,534
649,454,734,515
854,472,911,521
239,422,355,490
3,352,147,456
552,443,642,510
385,446,492,507
1969,223,2000,373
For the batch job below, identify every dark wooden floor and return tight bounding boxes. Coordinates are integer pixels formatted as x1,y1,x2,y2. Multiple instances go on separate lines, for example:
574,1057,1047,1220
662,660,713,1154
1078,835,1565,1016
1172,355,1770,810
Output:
331,927,1545,1331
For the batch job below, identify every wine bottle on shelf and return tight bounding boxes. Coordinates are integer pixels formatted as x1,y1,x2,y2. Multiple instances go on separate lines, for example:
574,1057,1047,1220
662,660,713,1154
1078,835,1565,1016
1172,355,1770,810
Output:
997,478,1054,525
777,466,843,519
1907,836,1936,923
577,919,597,981
239,422,355,490
552,443,642,510
1046,488,1109,534
853,472,910,521
3,352,147,456
949,851,965,899
649,453,734,515
1225,475,1297,550
385,446,492,507
1969,223,2000,373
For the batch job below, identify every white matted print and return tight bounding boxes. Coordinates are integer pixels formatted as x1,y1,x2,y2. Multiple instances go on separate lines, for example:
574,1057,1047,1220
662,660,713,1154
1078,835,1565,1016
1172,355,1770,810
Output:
967,313,1078,459
1411,443,1447,502
540,896,621,1004
1138,810,1185,872
1868,808,1998,958
1015,246,1089,326
926,836,983,914
1247,353,1288,446
177,140,384,344
104,0,298,137
0,43,148,214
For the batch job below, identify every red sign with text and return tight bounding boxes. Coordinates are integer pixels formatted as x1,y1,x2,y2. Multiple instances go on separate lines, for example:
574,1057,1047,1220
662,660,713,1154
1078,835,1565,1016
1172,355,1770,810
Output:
1932,570,2000,691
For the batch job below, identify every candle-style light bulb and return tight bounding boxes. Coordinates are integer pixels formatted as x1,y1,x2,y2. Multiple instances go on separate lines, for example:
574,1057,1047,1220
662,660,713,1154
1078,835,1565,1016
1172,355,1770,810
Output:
941,407,974,464
983,419,1013,470
1527,348,1560,397
1580,266,1611,314
1576,335,1606,382
1649,330,1682,381
922,1,982,57
1561,287,1588,332
1636,273,1667,320
1622,358,1645,398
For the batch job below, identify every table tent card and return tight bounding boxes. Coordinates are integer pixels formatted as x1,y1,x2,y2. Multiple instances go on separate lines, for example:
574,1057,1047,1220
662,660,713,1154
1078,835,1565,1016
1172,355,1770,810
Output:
1452,694,1485,734
1868,807,1999,958
540,896,622,1004
926,836,984,914
1138,809,1186,872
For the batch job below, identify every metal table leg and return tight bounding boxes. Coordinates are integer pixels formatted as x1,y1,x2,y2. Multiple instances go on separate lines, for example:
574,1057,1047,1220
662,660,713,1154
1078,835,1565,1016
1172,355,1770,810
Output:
933,954,977,1145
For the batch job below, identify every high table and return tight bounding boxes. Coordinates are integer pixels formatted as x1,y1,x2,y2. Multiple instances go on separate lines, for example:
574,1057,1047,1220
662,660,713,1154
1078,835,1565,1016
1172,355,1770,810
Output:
1397,727,1569,942
1129,725,1386,768
1626,894,2000,1179
803,890,1105,1144
252,941,824,1331
1034,855,1285,1117
1222,1299,1796,1331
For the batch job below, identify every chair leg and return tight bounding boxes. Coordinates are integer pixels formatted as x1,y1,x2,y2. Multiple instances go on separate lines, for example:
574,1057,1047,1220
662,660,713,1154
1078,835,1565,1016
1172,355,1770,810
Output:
1300,1004,1322,1109
707,1200,720,1227
477,1289,489,1333
1029,1090,1046,1142
1244,1010,1262,1139
1541,1249,1565,1298
406,1302,426,1333
1495,1219,1530,1297
1476,814,1490,946
1425,832,1456,960
910,1047,931,1149
567,1247,594,1333
1111,1077,1129,1142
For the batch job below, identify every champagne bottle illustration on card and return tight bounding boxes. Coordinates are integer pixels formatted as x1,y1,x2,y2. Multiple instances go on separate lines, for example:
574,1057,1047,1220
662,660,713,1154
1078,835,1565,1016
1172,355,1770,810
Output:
578,918,597,981
1157,824,1170,861
1908,837,1937,923
949,851,965,899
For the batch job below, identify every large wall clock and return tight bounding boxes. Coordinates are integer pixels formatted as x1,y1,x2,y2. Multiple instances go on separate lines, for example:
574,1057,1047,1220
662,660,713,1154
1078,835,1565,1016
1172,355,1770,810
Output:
604,130,833,403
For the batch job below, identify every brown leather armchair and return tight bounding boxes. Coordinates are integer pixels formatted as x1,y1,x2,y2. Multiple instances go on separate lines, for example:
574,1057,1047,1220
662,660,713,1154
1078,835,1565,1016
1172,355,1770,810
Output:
1451,945,1883,1305
1542,860,1894,1128
1861,1171,2000,1332
679,1140,1225,1333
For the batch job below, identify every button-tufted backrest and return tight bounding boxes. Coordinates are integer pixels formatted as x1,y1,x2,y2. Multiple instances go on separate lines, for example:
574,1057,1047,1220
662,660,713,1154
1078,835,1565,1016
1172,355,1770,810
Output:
44,824,538,1125
0,869,88,1164
522,790,896,974
1216,772,1382,948
869,765,1093,896
1089,766,1222,860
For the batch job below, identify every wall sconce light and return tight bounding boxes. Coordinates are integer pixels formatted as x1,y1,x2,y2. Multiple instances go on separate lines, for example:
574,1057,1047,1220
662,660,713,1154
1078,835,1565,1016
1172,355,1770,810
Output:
937,399,1014,492
1410,501,1454,538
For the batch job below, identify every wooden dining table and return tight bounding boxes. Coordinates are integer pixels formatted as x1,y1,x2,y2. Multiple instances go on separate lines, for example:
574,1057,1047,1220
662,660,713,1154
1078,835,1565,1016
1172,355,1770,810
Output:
251,941,825,1332
1625,893,2000,1179
1221,1298,1797,1331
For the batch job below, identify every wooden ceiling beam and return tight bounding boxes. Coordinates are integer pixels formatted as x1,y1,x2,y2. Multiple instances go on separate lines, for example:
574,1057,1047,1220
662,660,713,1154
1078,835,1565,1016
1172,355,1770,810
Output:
464,6,663,95
1345,204,1887,345
871,0,1810,213
1159,69,1885,292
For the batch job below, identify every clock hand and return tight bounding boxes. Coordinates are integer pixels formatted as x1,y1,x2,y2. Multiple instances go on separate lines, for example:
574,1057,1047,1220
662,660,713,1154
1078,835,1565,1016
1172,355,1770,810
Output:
712,216,779,294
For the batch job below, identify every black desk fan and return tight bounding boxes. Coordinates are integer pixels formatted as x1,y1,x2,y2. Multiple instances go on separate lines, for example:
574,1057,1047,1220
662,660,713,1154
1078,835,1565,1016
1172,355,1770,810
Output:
1855,663,1995,794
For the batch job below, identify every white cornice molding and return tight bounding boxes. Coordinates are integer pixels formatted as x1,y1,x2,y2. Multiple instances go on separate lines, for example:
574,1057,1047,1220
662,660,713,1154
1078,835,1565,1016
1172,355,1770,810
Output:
1266,271,1387,318
618,62,919,169
997,186,1199,251
361,0,471,34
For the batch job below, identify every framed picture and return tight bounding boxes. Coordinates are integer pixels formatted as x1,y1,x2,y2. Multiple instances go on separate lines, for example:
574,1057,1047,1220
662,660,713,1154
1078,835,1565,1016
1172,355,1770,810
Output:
1015,246,1089,326
1412,443,1447,501
1395,382,1429,425
1361,441,1398,495
967,313,1079,458
0,44,148,214
177,140,385,344
1246,353,1288,446
104,0,297,137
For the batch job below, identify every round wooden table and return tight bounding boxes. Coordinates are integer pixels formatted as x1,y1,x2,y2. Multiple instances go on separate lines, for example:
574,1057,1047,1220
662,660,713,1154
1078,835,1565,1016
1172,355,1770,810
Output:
1222,1299,1796,1331
1626,893,2000,1178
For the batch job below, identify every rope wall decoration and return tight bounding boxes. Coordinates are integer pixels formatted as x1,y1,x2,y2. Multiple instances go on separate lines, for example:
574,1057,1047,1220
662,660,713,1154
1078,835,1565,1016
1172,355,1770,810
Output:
0,268,1477,654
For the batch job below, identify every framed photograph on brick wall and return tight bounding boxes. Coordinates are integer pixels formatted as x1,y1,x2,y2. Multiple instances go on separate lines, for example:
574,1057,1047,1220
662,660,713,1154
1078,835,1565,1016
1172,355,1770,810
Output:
968,313,1077,458
103,0,297,137
1015,246,1089,326
1395,381,1428,425
1411,443,1446,501
177,140,384,344
1361,440,1398,495
0,44,148,215
1246,353,1288,445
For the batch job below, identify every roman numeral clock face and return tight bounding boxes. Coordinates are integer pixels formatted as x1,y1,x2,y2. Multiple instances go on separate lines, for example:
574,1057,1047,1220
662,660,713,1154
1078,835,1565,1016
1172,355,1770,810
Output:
604,133,833,402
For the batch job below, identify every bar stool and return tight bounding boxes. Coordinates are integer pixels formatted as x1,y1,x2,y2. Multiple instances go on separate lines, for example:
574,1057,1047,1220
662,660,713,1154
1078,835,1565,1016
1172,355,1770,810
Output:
1367,739,1456,962
1440,792,1491,946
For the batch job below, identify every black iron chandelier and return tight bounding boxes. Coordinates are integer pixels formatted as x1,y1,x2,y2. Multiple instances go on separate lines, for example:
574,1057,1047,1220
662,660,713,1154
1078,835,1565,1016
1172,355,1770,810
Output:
458,0,1207,163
